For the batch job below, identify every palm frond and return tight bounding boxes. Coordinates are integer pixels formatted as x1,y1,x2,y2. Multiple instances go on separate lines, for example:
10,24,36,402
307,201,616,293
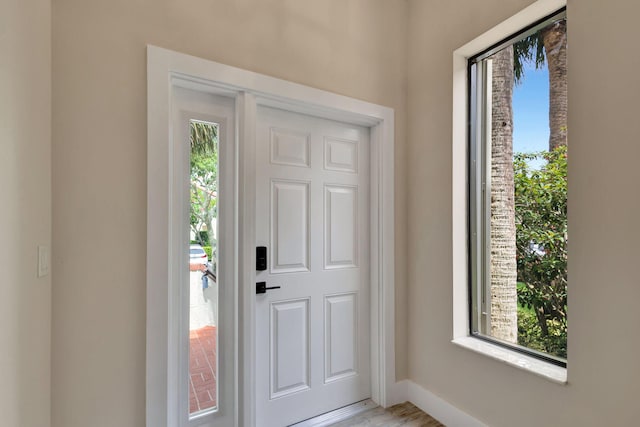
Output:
513,34,546,84
190,121,218,155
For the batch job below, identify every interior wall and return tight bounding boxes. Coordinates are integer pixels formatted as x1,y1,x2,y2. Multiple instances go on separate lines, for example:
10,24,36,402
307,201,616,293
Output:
407,0,640,426
0,0,52,426
51,1,408,426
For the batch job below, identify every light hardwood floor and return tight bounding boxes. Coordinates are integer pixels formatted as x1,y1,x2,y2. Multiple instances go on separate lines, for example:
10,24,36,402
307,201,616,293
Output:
331,402,445,427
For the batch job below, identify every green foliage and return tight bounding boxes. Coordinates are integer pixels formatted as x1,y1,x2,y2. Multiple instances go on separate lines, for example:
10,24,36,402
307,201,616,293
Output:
202,246,213,260
517,306,567,359
190,121,218,248
517,306,544,351
514,146,567,359
190,121,218,155
196,231,210,246
513,18,566,85
513,34,546,84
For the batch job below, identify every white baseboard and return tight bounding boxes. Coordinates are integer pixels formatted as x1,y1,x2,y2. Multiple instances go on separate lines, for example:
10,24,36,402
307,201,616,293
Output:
391,380,486,427
389,379,409,405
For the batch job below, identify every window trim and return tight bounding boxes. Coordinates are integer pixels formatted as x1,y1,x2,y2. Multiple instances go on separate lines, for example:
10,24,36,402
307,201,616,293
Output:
452,0,568,381
471,9,567,64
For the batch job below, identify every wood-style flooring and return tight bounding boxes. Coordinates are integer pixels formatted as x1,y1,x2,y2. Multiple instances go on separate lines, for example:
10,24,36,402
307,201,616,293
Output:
331,402,445,427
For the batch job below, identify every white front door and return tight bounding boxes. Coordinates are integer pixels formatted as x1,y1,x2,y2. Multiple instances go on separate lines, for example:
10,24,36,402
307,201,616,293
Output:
254,106,371,426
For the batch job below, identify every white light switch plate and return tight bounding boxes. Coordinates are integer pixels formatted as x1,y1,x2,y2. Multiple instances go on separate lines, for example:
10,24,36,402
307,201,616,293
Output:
38,245,49,278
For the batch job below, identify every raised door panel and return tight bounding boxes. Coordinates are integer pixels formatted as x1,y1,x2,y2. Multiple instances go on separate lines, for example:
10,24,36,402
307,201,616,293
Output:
270,299,310,399
271,128,310,168
324,137,358,173
324,293,357,383
324,185,358,269
271,180,310,273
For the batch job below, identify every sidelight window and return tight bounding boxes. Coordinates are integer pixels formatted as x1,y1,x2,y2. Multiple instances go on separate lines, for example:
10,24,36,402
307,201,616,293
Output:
188,120,220,416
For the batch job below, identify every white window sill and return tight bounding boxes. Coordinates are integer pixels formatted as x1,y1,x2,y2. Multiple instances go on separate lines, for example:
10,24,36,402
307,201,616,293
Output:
452,336,567,384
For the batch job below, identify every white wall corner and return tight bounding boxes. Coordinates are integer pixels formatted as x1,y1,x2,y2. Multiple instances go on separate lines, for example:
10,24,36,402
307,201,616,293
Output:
407,381,486,427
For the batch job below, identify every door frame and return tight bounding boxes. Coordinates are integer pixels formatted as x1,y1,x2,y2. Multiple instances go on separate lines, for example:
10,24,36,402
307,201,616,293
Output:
146,45,396,427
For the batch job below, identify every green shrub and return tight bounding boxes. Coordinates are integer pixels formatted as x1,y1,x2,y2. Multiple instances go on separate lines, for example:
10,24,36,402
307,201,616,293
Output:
517,307,545,353
515,146,567,359
196,231,210,246
203,246,213,260
517,307,567,359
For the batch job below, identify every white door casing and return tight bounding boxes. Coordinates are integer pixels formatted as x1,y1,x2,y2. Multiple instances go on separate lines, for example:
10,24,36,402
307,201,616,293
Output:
171,87,236,426
146,46,396,427
255,107,370,426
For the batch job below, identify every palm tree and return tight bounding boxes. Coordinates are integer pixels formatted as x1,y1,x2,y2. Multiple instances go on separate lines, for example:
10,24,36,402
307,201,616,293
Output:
511,18,568,352
489,46,518,343
190,121,218,154
542,20,567,150
488,17,567,345
513,19,567,150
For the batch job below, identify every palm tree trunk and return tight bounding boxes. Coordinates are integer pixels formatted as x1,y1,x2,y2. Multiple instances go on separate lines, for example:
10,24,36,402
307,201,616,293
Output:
489,47,518,343
542,20,567,150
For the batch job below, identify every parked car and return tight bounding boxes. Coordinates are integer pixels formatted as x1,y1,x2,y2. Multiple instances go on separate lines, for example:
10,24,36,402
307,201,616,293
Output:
189,244,208,265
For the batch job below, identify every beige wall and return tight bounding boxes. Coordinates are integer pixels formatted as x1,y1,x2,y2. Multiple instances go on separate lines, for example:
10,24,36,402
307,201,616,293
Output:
0,0,52,426
407,0,640,426
50,0,640,425
51,1,408,426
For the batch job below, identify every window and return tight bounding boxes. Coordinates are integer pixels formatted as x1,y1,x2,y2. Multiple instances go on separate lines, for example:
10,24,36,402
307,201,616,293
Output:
169,87,236,426
188,120,220,416
468,9,567,366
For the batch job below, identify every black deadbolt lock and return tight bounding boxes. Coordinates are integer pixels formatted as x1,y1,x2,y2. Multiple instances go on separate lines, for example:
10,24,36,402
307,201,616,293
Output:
256,246,267,271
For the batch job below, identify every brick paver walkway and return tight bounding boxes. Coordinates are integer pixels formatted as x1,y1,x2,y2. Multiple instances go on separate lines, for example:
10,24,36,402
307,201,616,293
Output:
189,325,217,413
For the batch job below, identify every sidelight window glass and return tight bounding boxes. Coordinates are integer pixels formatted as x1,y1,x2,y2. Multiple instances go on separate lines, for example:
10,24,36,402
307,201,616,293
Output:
188,120,220,415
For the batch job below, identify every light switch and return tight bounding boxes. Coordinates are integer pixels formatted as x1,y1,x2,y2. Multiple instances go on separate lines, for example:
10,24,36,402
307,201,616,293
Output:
38,245,49,278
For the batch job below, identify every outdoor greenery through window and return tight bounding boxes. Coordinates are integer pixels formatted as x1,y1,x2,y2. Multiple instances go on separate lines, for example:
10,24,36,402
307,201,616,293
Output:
188,120,220,415
469,9,567,364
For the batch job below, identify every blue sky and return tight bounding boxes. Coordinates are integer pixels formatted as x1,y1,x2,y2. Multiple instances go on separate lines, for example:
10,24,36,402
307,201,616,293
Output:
513,59,549,154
